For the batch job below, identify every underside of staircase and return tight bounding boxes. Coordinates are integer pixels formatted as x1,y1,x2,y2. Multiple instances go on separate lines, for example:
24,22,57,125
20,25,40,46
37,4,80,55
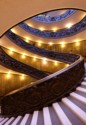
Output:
0,63,86,125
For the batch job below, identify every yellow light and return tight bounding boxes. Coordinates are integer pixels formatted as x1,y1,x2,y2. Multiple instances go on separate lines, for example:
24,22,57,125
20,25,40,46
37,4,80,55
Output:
75,42,80,47
39,27,45,31
60,42,66,48
54,61,58,66
28,23,33,27
11,29,17,34
6,72,11,79
20,74,25,80
9,48,14,51
43,58,47,65
52,27,58,32
25,37,30,43
49,42,53,46
66,64,69,67
66,23,73,29
21,53,26,59
38,42,42,47
9,48,14,55
33,56,37,61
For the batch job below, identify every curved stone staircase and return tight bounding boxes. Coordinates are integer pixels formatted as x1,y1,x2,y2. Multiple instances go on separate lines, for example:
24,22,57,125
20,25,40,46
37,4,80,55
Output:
0,63,86,125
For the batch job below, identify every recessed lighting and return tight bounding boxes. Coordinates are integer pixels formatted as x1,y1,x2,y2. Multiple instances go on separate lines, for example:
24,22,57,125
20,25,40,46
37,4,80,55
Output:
39,27,45,31
66,23,73,29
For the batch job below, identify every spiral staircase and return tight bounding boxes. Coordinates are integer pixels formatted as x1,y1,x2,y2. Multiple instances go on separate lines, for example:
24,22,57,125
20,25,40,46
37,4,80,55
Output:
0,63,85,125
0,6,86,125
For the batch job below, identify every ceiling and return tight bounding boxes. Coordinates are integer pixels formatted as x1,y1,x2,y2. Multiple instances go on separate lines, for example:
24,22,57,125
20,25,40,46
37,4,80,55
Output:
0,0,86,37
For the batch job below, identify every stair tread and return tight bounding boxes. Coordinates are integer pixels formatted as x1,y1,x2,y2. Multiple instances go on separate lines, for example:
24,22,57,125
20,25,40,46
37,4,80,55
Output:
76,87,86,93
70,92,86,105
53,102,72,125
11,116,22,125
30,111,38,125
59,102,84,125
62,97,86,124
20,114,29,125
43,107,52,125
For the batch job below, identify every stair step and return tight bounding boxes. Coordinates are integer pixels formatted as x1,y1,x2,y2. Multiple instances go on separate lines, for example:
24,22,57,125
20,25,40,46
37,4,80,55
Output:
11,116,22,125
53,102,72,125
4,117,15,125
82,82,86,86
20,114,29,125
30,111,38,125
68,96,86,112
76,87,86,93
0,117,4,122
37,111,44,125
43,107,52,125
62,98,86,124
75,91,86,98
70,92,86,104
59,102,84,125
49,107,61,125
0,118,9,125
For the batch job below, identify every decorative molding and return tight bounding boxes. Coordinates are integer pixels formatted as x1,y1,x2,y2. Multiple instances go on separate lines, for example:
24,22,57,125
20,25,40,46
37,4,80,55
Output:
19,16,86,39
6,31,80,64
1,59,85,116
32,9,76,23
0,47,47,79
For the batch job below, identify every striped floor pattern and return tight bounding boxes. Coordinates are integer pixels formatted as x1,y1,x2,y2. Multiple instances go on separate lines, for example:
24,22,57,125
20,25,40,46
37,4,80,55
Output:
0,63,86,125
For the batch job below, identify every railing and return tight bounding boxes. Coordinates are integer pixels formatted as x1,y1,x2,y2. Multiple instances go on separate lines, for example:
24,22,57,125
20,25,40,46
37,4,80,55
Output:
6,31,80,64
1,55,85,116
0,47,48,79
32,9,76,23
19,16,86,39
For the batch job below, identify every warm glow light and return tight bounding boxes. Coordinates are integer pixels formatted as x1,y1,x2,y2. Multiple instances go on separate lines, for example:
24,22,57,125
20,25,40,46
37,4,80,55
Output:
33,56,37,61
54,61,58,66
49,42,53,46
43,58,47,65
52,27,58,32
11,29,17,34
9,48,14,55
21,53,26,59
75,42,80,47
20,74,25,80
28,23,33,27
6,72,11,79
66,64,69,67
39,27,45,31
66,23,73,29
74,39,80,42
38,42,42,47
60,42,66,48
25,37,30,43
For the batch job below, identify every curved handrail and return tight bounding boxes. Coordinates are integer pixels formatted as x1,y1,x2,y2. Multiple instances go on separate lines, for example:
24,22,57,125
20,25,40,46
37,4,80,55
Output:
1,54,84,116
0,46,48,79
32,9,76,23
5,55,82,96
19,16,86,39
6,31,80,64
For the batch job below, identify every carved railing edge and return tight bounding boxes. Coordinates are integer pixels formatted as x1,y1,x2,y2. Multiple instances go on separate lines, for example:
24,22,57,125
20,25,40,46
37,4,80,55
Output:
1,55,85,116
5,55,83,96
32,9,76,23
19,16,86,39
0,46,48,79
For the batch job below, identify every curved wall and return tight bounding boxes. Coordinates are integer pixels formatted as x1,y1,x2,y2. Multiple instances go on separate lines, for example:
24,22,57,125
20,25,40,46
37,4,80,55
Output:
26,11,86,31
10,25,86,44
0,73,36,97
3,47,66,74
0,0,86,36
